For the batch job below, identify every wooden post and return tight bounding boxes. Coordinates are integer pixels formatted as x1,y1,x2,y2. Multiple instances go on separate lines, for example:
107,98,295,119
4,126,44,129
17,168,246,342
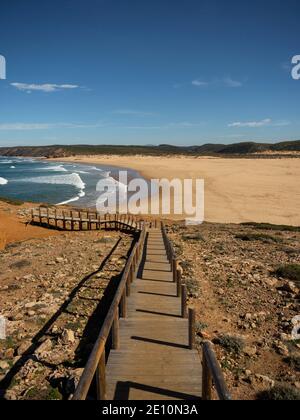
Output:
96,351,106,400
79,211,83,230
120,291,126,318
177,269,182,297
130,264,135,283
70,211,74,231
172,258,178,282
112,308,120,350
54,208,58,228
189,308,196,350
62,211,66,230
202,354,213,400
39,207,42,225
31,209,34,224
181,285,187,318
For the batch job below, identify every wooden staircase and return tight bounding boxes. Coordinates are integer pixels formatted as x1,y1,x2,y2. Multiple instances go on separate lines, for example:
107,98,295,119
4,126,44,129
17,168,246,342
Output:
105,228,202,400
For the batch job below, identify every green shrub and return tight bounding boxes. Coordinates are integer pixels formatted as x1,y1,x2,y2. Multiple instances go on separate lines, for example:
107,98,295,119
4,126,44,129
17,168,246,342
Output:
236,233,282,243
215,334,245,355
241,222,300,232
46,386,62,400
258,385,300,400
182,233,205,242
286,355,300,372
195,321,208,333
185,278,200,296
274,264,300,284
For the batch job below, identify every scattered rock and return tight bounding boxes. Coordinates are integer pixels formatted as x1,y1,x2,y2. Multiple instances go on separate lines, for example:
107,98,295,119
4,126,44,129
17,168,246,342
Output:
0,361,10,370
253,374,275,388
61,329,75,344
4,390,17,400
243,345,257,357
274,342,289,356
4,348,14,359
35,339,52,356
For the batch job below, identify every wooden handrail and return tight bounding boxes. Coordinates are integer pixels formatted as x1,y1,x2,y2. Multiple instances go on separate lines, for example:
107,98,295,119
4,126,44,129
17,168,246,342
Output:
72,226,146,400
161,223,231,401
30,209,146,232
202,341,232,400
161,221,175,262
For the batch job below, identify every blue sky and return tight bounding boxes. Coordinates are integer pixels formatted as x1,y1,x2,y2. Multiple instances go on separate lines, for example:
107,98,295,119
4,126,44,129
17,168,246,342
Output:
0,0,299,146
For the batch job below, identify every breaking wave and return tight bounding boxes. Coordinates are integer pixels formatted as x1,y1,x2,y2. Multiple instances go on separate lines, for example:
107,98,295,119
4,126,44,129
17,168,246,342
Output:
0,177,8,185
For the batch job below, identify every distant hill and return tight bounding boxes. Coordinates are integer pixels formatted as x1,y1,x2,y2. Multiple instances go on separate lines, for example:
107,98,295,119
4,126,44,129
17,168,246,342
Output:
0,140,300,158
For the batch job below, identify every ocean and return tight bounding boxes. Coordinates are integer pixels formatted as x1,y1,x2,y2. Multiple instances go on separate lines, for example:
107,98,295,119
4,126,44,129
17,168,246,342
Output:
0,157,144,209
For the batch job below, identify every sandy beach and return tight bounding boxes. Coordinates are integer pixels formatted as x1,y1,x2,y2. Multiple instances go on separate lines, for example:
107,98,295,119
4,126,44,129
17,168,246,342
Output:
52,155,300,226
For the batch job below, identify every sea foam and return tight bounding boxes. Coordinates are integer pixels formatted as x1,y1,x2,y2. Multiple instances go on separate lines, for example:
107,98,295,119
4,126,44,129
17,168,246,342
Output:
0,177,8,185
21,173,86,190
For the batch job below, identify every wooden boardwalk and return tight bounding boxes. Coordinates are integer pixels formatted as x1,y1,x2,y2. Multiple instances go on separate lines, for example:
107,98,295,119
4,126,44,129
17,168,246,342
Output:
105,228,202,400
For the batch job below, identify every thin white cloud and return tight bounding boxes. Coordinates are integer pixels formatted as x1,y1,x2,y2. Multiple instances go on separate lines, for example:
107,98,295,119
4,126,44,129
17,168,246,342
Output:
11,83,80,93
228,119,291,128
192,76,243,88
0,122,104,130
191,80,209,87
0,123,52,130
228,118,272,128
122,121,205,130
223,77,243,88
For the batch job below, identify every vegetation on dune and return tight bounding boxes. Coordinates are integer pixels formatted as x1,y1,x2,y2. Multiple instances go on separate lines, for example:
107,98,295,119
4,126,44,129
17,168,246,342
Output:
241,222,300,232
0,139,300,158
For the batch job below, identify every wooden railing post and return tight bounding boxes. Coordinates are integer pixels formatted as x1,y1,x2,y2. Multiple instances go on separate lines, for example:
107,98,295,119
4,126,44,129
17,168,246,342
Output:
177,269,182,297
172,258,178,282
112,308,120,350
120,291,126,318
181,285,187,318
54,208,58,228
189,308,195,350
96,351,106,400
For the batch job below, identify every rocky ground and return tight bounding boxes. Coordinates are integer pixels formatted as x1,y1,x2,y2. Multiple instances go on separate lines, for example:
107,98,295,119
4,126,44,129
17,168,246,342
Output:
0,229,135,400
0,208,299,400
167,221,300,400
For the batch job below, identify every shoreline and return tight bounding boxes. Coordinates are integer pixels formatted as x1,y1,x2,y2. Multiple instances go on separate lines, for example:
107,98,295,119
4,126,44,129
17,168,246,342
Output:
1,155,299,226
